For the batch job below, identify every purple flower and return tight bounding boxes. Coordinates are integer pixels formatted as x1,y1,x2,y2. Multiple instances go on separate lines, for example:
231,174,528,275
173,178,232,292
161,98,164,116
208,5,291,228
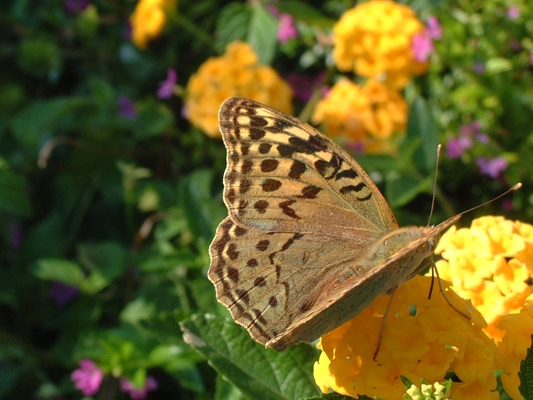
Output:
507,6,520,20
475,132,490,144
411,33,434,62
345,140,365,154
117,96,137,119
473,63,485,74
426,16,442,40
120,376,158,400
286,73,324,102
267,5,280,18
477,157,508,178
10,223,23,249
509,39,522,52
278,14,298,43
50,281,79,306
71,359,104,396
157,68,178,99
446,136,472,158
64,0,89,15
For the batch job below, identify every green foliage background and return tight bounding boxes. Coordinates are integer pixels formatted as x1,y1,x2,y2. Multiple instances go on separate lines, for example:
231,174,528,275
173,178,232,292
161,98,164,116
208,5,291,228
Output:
1,0,532,399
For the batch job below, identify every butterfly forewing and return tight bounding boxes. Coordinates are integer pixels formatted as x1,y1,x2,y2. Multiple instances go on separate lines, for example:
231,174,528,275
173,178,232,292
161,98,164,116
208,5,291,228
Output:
219,97,398,240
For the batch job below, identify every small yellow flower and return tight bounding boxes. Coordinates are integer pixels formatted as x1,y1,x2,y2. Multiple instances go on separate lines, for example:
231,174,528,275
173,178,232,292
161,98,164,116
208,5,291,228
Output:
434,216,533,341
185,41,293,138
130,0,176,50
333,0,428,89
312,78,406,153
313,276,499,399
497,299,533,399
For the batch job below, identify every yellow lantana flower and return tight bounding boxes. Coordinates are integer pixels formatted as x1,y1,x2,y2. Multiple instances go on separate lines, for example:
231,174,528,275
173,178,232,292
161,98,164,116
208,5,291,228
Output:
497,299,533,399
130,0,176,50
312,78,406,153
434,216,533,341
314,276,499,400
333,0,428,89
185,41,293,138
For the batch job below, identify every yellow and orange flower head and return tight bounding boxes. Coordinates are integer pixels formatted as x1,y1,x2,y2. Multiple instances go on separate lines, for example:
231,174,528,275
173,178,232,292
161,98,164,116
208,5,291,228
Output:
312,78,407,153
130,0,177,50
333,0,428,89
434,216,533,341
185,41,293,138
497,299,533,400
313,276,499,400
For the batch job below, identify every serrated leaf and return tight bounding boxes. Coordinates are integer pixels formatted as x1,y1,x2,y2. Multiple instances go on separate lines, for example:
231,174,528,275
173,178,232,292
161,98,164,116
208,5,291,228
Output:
247,4,278,65
519,334,533,400
216,2,251,52
181,314,320,400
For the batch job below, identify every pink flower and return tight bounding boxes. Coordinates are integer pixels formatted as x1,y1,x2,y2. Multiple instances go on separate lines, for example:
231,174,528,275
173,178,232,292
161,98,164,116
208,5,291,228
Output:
71,359,104,396
507,6,520,19
278,14,298,43
426,16,442,39
411,33,434,62
157,68,178,99
120,376,158,399
477,157,508,178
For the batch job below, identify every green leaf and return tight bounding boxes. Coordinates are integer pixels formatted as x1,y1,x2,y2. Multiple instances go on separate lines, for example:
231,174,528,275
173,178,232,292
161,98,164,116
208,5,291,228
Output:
0,168,31,217
276,1,335,28
485,57,513,74
519,334,533,400
178,169,217,241
10,97,92,150
386,176,433,208
133,101,174,139
77,242,127,294
181,314,321,400
247,4,278,65
407,96,439,172
302,393,363,400
33,259,85,286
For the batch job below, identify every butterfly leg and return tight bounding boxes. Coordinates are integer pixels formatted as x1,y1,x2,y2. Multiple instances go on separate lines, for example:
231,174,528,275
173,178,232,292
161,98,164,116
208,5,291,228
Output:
431,262,471,320
373,287,398,362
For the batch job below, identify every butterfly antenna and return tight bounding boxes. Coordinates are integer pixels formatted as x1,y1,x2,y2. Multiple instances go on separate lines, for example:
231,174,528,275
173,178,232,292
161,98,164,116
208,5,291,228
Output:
452,182,522,218
427,144,441,227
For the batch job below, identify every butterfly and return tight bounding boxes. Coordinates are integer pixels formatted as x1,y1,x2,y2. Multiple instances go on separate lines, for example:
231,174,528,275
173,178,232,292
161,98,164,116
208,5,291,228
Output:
208,97,461,351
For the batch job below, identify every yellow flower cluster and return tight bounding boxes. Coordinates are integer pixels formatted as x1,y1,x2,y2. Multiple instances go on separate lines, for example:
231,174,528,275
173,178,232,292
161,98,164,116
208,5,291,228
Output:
497,300,533,399
313,276,499,400
333,0,428,89
185,41,293,138
312,79,407,153
130,0,177,50
434,216,533,341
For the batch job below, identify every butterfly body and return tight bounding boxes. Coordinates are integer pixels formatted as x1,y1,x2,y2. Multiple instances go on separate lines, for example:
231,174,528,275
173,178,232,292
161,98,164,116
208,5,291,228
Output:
208,97,458,350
